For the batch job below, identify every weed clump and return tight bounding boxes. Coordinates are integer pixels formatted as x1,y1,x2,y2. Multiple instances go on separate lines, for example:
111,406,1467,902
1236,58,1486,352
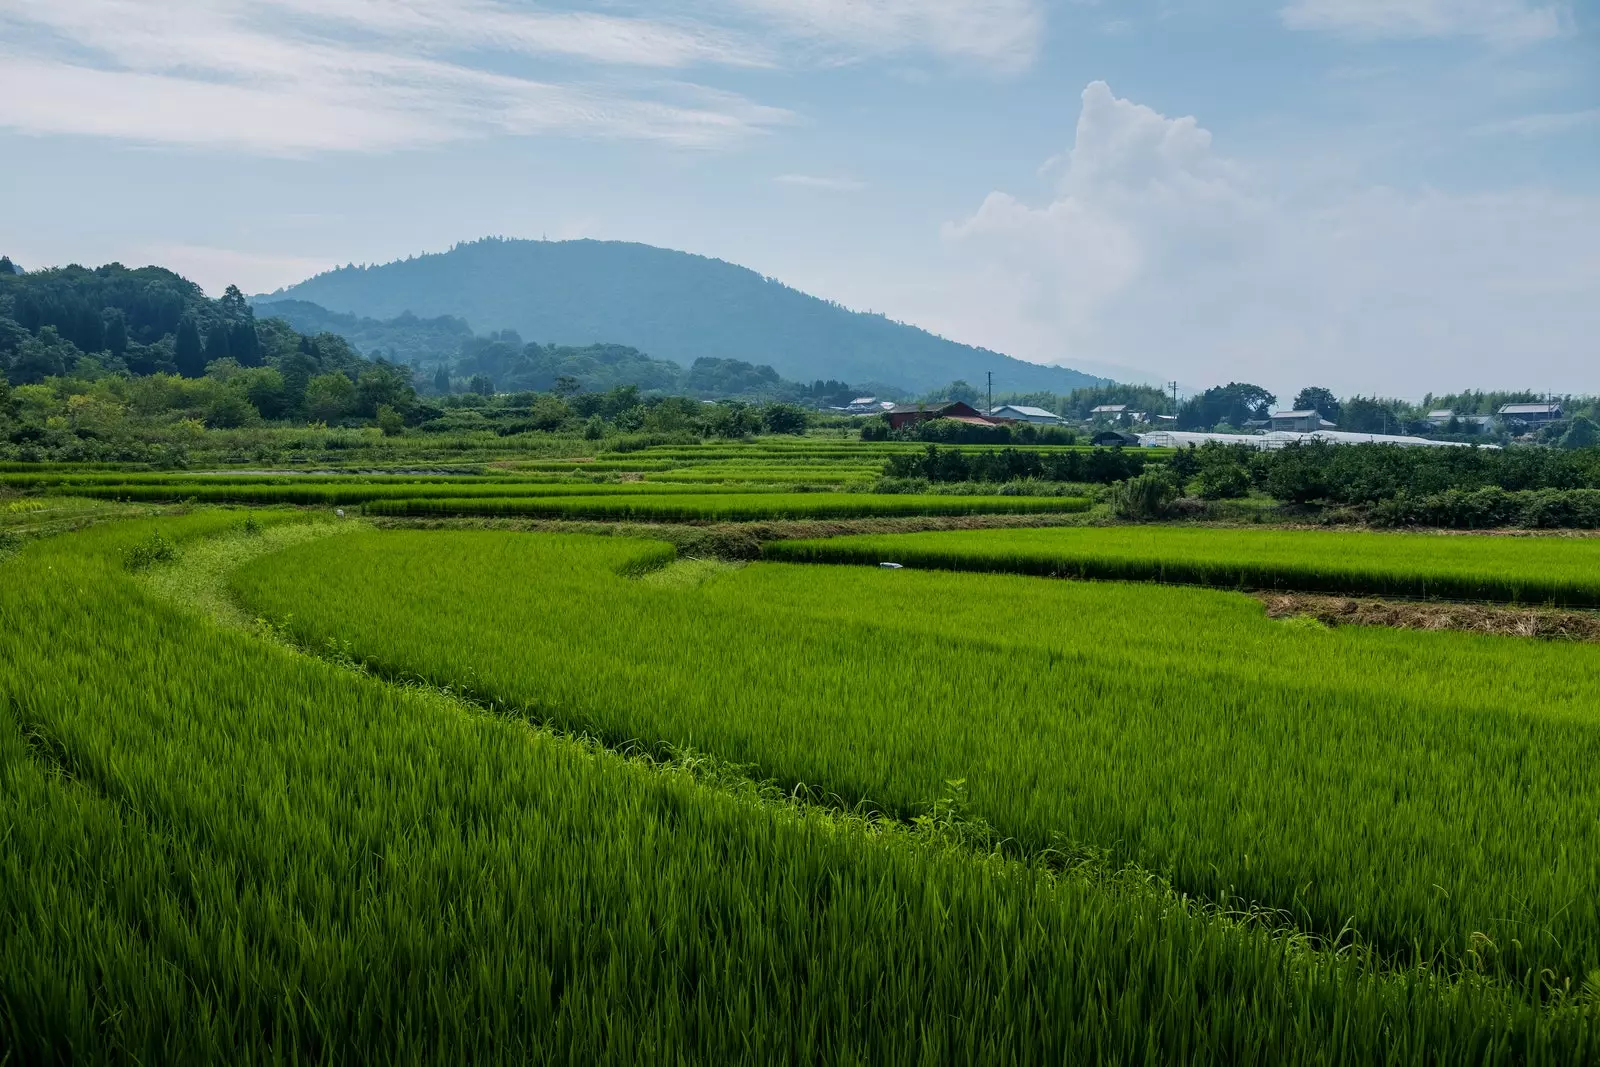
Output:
123,531,179,571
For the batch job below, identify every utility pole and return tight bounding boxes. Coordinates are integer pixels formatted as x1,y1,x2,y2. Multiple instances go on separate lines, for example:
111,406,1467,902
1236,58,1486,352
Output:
987,371,993,415
1168,381,1179,409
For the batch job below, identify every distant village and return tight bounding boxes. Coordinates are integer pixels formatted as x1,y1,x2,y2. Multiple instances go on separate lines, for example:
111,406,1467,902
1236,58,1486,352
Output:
833,395,1575,451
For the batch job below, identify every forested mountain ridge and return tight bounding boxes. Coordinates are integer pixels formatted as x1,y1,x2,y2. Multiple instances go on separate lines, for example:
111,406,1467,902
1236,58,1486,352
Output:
257,237,1109,394
262,297,870,403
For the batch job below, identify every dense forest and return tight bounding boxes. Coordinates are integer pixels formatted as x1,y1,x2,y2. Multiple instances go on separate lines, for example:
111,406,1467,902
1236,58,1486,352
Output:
257,237,1110,395
262,298,869,405
0,262,433,459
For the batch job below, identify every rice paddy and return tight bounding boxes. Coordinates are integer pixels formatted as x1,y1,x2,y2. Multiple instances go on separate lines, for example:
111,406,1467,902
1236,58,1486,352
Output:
767,525,1600,605
5,434,1600,1062
230,528,1600,989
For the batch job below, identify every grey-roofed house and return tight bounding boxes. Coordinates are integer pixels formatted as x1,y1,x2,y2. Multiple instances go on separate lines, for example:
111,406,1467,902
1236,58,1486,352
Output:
1497,402,1564,426
1269,410,1337,432
988,404,1063,424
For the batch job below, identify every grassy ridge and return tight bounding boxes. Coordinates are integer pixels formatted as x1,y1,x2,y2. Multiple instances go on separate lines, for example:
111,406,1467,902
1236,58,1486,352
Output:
9,519,1592,1062
765,526,1600,606
362,493,1092,521
232,530,1600,985
49,481,802,506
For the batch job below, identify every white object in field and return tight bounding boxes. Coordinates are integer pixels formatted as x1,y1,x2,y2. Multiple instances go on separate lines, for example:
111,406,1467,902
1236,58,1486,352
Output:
336,509,346,518
879,562,903,569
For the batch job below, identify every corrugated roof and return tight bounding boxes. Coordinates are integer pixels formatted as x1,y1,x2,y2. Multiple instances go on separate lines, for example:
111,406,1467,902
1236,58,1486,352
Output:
1498,403,1562,415
994,405,1060,418
1272,410,1323,419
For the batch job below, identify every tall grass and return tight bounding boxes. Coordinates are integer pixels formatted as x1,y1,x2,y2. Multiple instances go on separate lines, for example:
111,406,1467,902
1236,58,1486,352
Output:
766,526,1600,606
9,519,1594,1061
231,530,1600,988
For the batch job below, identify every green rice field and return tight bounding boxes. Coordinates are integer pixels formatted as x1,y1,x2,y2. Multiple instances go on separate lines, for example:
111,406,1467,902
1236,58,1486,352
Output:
767,525,1600,605
231,529,1600,987
6,434,1600,1063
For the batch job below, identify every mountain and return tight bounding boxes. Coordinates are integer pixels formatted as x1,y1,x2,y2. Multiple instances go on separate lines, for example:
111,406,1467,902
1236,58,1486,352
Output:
257,238,1109,394
260,298,872,404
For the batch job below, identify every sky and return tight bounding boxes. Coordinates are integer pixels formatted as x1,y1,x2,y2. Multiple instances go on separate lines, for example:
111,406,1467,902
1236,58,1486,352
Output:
0,0,1595,400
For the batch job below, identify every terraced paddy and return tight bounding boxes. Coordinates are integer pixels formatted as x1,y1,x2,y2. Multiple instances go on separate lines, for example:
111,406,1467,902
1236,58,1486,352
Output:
768,525,1600,605
6,435,1600,1063
232,528,1600,987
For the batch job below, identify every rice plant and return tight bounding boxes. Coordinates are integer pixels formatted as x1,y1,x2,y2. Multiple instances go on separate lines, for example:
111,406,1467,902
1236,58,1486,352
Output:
765,525,1600,605
7,517,1595,1061
231,529,1600,988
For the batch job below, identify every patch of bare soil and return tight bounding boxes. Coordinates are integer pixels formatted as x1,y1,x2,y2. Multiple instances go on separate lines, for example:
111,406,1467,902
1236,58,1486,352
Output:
1256,593,1600,642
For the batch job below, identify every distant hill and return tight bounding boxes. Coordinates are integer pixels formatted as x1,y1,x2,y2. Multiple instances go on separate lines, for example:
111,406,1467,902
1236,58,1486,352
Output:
261,298,871,404
258,238,1108,394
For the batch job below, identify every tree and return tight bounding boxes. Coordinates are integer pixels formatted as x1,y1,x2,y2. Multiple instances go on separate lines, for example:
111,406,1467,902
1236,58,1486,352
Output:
433,364,452,395
1561,415,1598,450
103,309,128,359
1342,396,1402,434
0,376,14,423
10,326,80,384
205,386,258,429
204,325,231,366
1177,383,1276,431
229,321,262,366
375,404,406,436
0,256,16,276
279,350,318,413
468,373,494,397
174,315,205,378
760,402,809,435
1292,386,1341,425
235,366,288,420
304,372,356,423
220,284,249,318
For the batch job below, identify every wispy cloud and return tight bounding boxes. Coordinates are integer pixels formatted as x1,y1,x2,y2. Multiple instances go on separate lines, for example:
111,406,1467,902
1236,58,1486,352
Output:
1281,0,1571,45
0,0,786,153
0,0,1047,155
774,173,866,191
722,0,1045,71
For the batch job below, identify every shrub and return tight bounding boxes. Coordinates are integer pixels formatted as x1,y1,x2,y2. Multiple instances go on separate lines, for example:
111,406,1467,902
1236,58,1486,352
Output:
1196,464,1251,500
122,531,179,571
1108,471,1176,519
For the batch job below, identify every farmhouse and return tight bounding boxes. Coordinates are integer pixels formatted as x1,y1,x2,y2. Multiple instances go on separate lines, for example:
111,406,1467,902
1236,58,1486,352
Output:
1269,410,1338,432
1091,430,1141,447
988,404,1063,424
883,401,1002,431
1089,404,1128,418
1497,402,1563,427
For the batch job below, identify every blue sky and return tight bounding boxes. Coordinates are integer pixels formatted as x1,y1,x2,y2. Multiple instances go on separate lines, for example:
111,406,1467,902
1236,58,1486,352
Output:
1,0,1595,399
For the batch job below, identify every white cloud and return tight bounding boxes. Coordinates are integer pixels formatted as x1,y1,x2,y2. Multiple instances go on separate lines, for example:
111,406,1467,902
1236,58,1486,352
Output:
724,0,1044,70
774,173,866,190
933,81,1600,397
1281,0,1571,45
0,0,1045,155
0,0,790,153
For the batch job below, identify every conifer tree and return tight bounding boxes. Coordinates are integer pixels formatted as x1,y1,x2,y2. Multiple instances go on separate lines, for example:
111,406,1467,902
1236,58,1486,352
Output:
174,316,205,377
